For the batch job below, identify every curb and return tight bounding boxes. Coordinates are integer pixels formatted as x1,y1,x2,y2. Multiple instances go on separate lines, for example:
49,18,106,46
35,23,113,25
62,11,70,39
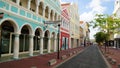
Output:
98,46,112,68
53,46,88,68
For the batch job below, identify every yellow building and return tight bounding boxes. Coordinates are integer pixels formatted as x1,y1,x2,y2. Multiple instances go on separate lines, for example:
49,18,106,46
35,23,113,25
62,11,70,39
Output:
80,21,90,46
69,3,80,48
79,21,84,46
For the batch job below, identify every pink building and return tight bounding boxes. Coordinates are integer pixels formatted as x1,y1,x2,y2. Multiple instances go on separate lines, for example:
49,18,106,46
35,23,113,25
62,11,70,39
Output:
60,3,70,50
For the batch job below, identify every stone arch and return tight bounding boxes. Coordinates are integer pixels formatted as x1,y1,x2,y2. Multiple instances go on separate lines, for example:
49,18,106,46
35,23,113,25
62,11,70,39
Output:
0,19,19,55
34,27,43,36
0,18,19,33
44,30,50,37
33,27,43,52
20,24,33,35
43,30,50,51
19,24,33,53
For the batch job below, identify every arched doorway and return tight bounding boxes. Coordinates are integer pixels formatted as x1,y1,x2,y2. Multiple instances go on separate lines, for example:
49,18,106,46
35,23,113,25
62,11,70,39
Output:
43,30,49,52
19,25,30,54
51,32,55,52
0,21,16,56
33,28,42,55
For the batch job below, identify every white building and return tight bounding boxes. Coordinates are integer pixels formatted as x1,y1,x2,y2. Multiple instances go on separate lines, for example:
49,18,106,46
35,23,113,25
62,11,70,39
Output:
113,0,120,48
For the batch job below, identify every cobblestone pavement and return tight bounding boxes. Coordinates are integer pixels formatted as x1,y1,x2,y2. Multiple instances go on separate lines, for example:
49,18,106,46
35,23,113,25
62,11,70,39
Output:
57,45,110,68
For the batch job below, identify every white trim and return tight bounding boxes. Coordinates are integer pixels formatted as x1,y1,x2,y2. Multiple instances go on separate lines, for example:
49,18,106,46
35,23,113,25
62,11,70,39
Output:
34,26,43,36
43,30,50,37
19,51,29,54
0,18,19,33
19,23,34,35
61,30,70,34
33,50,39,53
1,53,13,57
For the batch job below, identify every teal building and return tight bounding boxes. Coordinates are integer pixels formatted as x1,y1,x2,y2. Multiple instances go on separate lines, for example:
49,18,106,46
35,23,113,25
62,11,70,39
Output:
0,0,61,60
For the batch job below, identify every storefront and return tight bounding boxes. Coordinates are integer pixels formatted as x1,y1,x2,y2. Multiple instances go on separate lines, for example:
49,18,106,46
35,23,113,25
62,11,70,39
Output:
60,32,70,50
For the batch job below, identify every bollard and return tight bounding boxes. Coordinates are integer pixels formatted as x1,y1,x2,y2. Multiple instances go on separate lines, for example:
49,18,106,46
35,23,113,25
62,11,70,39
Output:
48,59,57,66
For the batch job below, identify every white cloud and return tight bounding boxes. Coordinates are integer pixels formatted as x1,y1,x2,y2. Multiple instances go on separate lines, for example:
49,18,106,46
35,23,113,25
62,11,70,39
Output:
80,0,107,22
80,0,109,39
80,12,94,22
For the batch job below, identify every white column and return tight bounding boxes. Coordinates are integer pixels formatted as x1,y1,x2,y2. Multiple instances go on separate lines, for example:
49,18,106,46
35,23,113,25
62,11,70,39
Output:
48,37,51,53
40,37,43,54
29,35,34,56
17,0,20,5
54,38,57,52
35,1,39,14
42,6,45,18
69,37,71,49
13,34,19,59
48,10,51,20
114,40,116,48
53,13,55,21
28,0,31,10
56,15,58,21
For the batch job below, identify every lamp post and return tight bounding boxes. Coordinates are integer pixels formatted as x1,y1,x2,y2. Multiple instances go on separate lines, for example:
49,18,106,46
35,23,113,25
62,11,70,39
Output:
57,24,60,59
44,20,61,59
0,29,1,57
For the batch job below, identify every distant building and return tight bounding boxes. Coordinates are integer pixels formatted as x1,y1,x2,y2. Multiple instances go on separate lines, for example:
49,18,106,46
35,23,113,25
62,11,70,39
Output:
80,21,90,46
113,0,120,48
79,22,84,46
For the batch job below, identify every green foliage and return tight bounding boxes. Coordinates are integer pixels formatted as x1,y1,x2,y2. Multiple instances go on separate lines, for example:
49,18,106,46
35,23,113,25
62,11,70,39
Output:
94,32,109,44
90,14,120,40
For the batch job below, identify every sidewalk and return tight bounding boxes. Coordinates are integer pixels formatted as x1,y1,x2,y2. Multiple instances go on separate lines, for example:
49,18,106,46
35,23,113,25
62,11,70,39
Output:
101,47,120,68
0,46,84,68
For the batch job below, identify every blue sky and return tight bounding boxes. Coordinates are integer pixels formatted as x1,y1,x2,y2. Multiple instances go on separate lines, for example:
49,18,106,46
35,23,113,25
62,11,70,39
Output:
61,0,115,39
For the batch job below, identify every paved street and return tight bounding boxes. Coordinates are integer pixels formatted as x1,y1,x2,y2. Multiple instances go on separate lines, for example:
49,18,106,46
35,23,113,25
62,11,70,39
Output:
57,45,110,68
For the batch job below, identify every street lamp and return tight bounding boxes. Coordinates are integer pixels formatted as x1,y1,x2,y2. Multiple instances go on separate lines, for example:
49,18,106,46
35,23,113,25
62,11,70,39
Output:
43,20,61,59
